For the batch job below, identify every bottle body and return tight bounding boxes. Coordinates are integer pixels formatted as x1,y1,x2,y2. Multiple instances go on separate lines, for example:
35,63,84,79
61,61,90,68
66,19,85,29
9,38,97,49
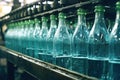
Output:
72,28,88,74
38,27,48,61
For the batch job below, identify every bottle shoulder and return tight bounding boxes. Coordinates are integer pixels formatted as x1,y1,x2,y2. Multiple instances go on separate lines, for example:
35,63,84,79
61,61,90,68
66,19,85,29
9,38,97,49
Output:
89,22,109,43
54,26,70,40
47,27,57,38
73,24,89,40
110,22,120,42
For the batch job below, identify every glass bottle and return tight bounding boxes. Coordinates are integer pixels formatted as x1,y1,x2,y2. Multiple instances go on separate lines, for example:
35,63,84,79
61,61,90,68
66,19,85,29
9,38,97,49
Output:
88,5,109,79
25,20,32,56
109,1,120,80
38,16,48,61
27,20,35,57
20,21,26,53
23,20,29,54
10,23,15,50
72,8,89,74
5,24,11,48
33,18,41,58
53,12,71,69
16,22,21,52
46,14,57,63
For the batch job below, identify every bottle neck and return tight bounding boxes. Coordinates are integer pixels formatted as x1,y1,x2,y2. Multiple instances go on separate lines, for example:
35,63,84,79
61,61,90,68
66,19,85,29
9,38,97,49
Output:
116,10,120,20
35,23,40,27
95,12,104,20
58,18,66,27
51,20,57,28
78,14,86,25
42,21,47,28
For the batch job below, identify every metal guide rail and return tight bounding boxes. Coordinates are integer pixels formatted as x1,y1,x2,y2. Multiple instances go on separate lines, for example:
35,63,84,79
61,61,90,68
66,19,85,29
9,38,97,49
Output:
0,0,118,24
0,46,98,80
0,0,101,23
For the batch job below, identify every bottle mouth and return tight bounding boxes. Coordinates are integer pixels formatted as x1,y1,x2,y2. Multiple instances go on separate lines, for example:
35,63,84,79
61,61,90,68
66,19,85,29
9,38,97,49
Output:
116,1,120,10
50,14,57,20
42,17,47,22
58,12,66,19
34,18,39,23
94,5,105,12
77,8,86,15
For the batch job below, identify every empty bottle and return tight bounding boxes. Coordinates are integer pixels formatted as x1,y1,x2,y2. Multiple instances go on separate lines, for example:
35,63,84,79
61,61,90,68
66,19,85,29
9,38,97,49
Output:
72,8,89,74
9,23,15,50
53,12,71,69
5,24,13,49
46,14,57,63
15,22,22,52
38,16,48,61
109,1,120,80
5,24,10,48
22,20,29,54
33,18,41,58
10,23,15,50
27,20,35,57
88,5,109,79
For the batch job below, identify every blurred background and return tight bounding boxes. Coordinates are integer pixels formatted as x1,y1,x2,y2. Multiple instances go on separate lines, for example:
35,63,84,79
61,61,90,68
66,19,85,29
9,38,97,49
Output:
0,0,42,80
0,0,39,17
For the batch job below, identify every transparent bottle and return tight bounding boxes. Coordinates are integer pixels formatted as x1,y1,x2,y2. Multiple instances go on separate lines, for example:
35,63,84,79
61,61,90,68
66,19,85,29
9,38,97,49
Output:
109,1,120,80
14,22,18,51
25,20,32,56
72,8,89,74
38,16,48,61
10,23,15,50
53,12,71,69
46,14,57,63
33,18,41,58
5,24,10,48
17,22,23,52
5,23,13,49
27,20,35,57
9,23,14,50
22,20,29,54
88,5,109,79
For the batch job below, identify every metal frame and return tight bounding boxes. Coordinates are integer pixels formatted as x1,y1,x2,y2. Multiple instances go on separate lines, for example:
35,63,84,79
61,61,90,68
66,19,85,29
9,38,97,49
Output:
0,0,100,23
0,46,98,80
